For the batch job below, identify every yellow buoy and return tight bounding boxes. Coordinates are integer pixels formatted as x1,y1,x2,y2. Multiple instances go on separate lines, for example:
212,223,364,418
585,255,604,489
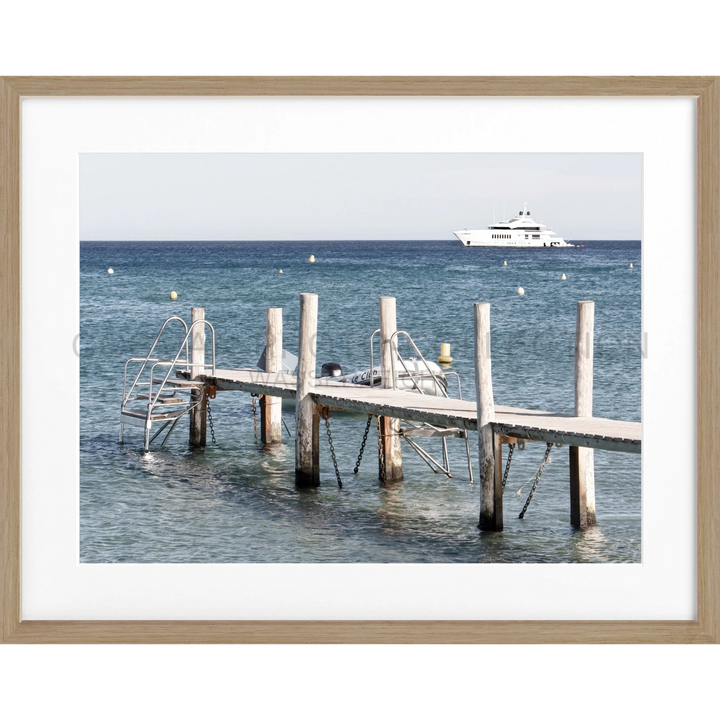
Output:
279,269,283,274
503,260,507,266
516,287,525,296
629,263,634,268
438,343,453,364
309,255,316,263
170,291,177,300
107,268,114,274
561,273,566,280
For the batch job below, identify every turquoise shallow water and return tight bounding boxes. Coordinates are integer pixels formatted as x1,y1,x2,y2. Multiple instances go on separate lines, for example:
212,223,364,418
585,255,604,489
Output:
80,240,641,563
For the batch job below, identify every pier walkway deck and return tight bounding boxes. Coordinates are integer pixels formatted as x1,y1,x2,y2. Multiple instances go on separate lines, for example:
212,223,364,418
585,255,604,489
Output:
191,369,641,454
124,295,640,531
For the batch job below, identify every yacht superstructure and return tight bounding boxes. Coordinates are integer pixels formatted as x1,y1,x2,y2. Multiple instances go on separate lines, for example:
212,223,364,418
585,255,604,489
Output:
454,203,574,248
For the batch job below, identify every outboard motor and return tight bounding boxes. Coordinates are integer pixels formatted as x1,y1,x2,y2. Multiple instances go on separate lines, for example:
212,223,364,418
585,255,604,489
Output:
320,362,343,378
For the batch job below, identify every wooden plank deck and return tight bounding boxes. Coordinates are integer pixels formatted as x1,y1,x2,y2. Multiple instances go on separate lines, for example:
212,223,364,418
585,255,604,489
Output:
190,369,641,454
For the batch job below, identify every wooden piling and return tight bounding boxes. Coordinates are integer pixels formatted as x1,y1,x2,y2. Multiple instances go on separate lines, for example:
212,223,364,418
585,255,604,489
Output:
189,307,207,447
474,302,502,530
295,293,320,487
570,300,597,529
261,307,283,444
379,296,403,482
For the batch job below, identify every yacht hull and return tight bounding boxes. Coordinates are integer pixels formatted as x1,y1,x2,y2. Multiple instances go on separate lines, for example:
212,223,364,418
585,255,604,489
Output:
454,230,573,248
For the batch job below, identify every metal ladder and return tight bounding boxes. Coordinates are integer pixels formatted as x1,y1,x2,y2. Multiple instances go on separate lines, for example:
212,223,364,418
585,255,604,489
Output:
120,316,216,451
368,329,474,482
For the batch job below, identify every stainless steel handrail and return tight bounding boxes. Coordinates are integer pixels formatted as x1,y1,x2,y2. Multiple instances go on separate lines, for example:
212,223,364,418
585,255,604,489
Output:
390,330,448,398
438,370,473,482
122,317,188,407
370,328,473,483
368,327,449,398
146,320,216,421
442,370,463,400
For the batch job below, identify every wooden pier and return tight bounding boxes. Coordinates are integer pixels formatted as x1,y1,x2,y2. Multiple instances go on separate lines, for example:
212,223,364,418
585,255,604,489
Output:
199,368,640,454
171,293,641,532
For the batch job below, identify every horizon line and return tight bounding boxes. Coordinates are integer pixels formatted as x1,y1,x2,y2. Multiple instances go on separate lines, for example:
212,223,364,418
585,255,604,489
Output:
79,238,643,243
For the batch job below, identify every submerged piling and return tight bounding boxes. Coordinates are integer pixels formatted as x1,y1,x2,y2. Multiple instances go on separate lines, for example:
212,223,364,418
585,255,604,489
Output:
189,307,207,447
379,296,403,482
295,293,320,487
261,307,283,444
570,300,597,529
474,302,502,531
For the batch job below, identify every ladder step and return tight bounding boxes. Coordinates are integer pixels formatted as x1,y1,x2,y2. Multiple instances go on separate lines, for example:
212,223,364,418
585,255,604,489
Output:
121,407,190,425
135,393,188,404
153,377,205,388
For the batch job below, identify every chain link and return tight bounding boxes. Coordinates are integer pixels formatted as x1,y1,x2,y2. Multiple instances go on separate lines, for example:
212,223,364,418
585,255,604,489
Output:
518,442,553,519
251,394,258,443
322,408,342,488
206,394,217,444
353,415,373,474
376,416,387,485
502,442,515,490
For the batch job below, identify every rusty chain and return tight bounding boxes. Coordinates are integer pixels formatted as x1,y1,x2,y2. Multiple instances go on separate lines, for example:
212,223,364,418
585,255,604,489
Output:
322,407,342,488
250,394,258,443
376,416,387,485
502,442,515,490
206,395,217,444
353,414,374,474
518,442,553,519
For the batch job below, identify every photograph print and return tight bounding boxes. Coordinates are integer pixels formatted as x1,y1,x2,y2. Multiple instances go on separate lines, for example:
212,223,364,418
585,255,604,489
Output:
79,152,642,564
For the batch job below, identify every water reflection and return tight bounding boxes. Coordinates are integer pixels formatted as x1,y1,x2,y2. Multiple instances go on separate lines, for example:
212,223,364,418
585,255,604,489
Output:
570,525,609,563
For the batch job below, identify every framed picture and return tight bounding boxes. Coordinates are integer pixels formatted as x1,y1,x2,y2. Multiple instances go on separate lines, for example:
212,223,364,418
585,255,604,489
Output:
1,77,717,643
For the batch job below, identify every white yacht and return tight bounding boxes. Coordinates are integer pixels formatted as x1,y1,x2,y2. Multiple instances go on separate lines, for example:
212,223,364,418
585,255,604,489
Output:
454,203,574,248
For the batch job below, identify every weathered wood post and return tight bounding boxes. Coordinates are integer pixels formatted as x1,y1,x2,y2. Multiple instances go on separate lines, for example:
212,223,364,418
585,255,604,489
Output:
570,300,597,529
379,296,403,482
189,307,207,447
474,302,502,530
261,307,283,444
295,293,320,487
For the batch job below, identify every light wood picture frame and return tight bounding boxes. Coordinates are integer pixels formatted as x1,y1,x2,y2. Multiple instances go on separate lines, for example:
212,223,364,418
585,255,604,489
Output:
1,76,718,643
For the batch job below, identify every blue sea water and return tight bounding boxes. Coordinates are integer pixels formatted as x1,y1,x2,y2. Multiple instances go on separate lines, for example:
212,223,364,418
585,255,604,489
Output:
80,240,641,563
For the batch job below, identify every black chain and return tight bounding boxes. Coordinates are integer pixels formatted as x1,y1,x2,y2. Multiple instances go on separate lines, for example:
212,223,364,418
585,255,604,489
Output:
353,415,373,474
518,442,553,519
376,416,387,485
251,394,258,443
322,408,342,488
502,443,515,490
206,395,217,444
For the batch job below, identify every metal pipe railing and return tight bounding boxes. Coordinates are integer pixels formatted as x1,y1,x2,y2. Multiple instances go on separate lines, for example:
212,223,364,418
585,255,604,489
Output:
442,371,463,400
146,320,216,421
389,330,448,398
122,316,188,407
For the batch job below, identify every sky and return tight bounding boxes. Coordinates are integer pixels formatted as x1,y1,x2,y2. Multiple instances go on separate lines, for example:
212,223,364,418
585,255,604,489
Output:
80,153,642,241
